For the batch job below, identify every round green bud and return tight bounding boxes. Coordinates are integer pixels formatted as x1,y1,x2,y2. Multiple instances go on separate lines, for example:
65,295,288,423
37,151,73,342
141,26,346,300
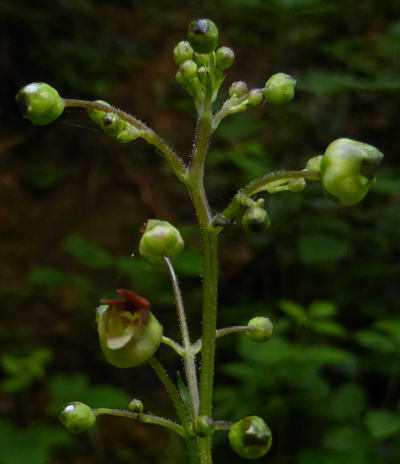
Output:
215,46,235,69
246,317,273,342
242,206,270,233
194,415,214,437
229,81,248,98
321,138,383,206
179,60,198,83
116,124,143,143
100,113,124,137
248,90,263,106
306,155,323,173
128,399,144,415
229,416,272,459
87,100,111,126
15,82,65,126
97,290,163,368
264,73,296,105
139,219,184,262
288,177,306,192
59,401,96,434
174,41,194,66
188,19,219,54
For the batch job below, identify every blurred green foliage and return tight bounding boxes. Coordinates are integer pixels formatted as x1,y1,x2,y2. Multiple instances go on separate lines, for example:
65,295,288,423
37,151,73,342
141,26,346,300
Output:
1,0,399,463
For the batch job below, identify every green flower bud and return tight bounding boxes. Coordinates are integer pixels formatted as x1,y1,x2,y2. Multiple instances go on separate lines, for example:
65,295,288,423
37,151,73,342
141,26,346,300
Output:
188,19,219,54
128,399,144,415
248,90,263,106
264,73,296,105
59,401,96,434
246,317,273,342
229,81,248,98
194,53,210,67
100,113,124,137
115,124,143,143
194,415,214,437
242,206,270,233
87,100,111,125
97,289,163,368
229,416,272,459
288,177,306,192
15,82,65,126
306,155,323,173
174,41,194,66
179,60,198,83
321,138,384,206
139,219,184,262
216,46,235,69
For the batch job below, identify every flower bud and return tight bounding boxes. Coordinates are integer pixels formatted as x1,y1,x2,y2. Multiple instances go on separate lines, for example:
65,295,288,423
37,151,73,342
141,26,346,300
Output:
197,66,208,86
174,41,194,66
194,53,210,67
246,317,273,342
264,73,296,105
306,155,323,173
59,401,96,434
321,138,384,206
15,82,65,126
188,19,219,54
100,113,124,137
178,60,198,83
194,415,214,437
288,177,306,192
242,206,270,233
87,100,111,125
229,416,272,459
97,289,163,368
216,47,235,69
229,81,248,98
139,220,184,262
248,90,263,106
128,399,144,415
116,124,143,143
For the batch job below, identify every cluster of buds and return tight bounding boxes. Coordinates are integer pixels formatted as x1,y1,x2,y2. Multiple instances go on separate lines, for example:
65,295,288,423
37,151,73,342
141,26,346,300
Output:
174,19,234,108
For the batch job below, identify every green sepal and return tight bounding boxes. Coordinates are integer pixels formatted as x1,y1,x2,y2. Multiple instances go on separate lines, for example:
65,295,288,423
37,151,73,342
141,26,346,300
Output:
242,206,270,233
87,100,111,125
15,82,65,126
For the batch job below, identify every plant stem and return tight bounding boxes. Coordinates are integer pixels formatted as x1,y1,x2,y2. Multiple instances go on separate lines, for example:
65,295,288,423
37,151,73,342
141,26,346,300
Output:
63,98,188,183
163,257,200,418
187,92,218,463
149,357,199,464
162,335,185,357
93,408,184,436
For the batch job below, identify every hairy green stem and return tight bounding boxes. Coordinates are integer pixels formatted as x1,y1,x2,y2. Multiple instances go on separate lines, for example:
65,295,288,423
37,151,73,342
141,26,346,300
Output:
93,408,184,436
193,325,259,354
162,335,185,357
63,99,188,183
163,256,200,418
217,170,321,226
188,94,218,463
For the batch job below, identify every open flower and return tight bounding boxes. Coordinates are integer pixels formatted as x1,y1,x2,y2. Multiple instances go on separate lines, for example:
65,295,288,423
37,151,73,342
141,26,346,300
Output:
97,289,163,368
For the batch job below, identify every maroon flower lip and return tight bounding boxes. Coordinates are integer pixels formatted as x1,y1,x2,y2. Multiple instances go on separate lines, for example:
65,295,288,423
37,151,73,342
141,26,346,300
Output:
100,289,150,326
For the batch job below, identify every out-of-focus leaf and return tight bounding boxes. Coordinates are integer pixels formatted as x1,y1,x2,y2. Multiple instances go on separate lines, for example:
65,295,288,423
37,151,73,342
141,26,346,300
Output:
0,419,70,464
310,320,347,337
297,234,351,264
328,384,366,420
63,236,112,269
354,330,397,353
279,300,309,324
308,300,337,318
365,409,400,439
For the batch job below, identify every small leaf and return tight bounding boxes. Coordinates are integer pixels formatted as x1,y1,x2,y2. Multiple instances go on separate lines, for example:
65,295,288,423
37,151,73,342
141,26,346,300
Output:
309,320,347,337
308,300,337,318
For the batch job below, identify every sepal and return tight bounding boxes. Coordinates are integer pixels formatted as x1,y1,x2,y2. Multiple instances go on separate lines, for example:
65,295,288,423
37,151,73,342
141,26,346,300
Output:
229,416,272,459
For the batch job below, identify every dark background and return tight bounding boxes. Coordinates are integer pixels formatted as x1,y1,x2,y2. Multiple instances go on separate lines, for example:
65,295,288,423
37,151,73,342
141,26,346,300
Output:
1,1,400,463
